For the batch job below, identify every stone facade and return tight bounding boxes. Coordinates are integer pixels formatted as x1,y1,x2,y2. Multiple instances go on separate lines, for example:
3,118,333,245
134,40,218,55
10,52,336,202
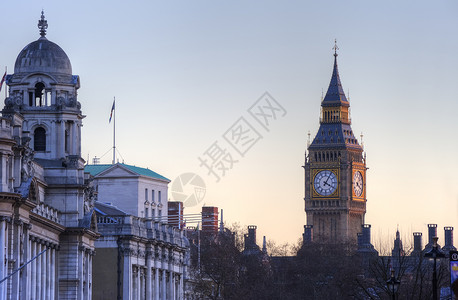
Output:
0,11,98,300
87,163,189,300
85,163,169,220
93,210,188,300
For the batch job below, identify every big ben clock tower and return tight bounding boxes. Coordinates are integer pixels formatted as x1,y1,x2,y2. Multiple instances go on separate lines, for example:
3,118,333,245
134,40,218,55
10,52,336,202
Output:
304,44,366,243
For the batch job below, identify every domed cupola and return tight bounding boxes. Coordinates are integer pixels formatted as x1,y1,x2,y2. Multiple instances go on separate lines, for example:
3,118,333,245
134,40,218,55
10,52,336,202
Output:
9,11,75,85
3,11,83,161
14,39,72,76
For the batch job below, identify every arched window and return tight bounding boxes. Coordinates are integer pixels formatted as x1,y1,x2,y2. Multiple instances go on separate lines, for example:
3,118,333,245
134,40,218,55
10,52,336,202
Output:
35,83,45,107
34,127,46,151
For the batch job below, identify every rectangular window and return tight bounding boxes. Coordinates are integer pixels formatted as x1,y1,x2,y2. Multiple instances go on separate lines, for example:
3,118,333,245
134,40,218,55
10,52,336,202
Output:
158,191,161,203
145,188,148,201
152,190,155,203
158,210,162,217
29,92,33,106
145,207,149,218
152,209,155,218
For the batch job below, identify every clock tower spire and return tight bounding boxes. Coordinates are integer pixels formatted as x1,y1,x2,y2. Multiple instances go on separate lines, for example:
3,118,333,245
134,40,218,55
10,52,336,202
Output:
303,45,366,243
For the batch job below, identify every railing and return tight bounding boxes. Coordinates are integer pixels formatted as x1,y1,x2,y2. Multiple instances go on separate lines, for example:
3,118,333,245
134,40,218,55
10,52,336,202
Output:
96,215,185,247
97,216,124,224
32,203,60,224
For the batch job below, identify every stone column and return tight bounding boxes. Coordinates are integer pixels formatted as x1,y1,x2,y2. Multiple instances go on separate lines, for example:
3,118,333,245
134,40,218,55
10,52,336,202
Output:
161,271,166,300
31,241,36,300
50,247,55,300
179,274,183,300
26,238,31,299
154,268,159,300
169,272,175,300
122,248,132,300
12,220,21,300
46,244,51,300
84,251,89,300
77,122,82,156
36,243,42,300
88,251,93,300
136,267,141,300
0,153,7,192
140,268,144,300
71,121,77,155
59,121,65,157
146,249,152,300
130,266,138,300
78,246,84,300
0,219,6,299
41,243,46,300
51,121,56,157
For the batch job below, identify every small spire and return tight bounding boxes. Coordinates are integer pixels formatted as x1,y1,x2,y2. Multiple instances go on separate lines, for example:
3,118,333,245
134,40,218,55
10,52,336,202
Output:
322,40,348,105
307,131,311,148
332,39,339,57
38,10,48,38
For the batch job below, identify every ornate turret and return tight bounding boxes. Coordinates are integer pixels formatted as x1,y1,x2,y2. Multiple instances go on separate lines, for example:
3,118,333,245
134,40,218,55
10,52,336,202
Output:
4,11,83,162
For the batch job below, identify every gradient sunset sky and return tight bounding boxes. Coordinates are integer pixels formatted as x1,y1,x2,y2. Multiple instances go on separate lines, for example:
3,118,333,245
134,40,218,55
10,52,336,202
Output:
1,0,457,250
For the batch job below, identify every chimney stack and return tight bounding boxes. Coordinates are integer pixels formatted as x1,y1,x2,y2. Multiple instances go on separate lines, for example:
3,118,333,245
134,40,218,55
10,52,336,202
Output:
443,226,456,251
413,232,422,254
427,224,437,246
167,202,184,228
303,225,313,243
357,232,363,249
202,206,218,233
357,224,376,253
362,224,371,245
247,225,257,248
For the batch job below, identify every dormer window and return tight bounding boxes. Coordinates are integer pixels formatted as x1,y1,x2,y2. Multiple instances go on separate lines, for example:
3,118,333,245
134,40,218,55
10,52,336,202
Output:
34,127,46,151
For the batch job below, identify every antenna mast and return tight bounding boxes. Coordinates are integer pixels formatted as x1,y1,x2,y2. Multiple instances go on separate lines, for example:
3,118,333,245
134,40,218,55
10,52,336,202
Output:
112,97,116,164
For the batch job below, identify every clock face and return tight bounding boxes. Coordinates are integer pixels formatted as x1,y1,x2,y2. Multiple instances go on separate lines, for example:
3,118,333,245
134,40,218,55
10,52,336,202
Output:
353,171,363,197
313,170,338,196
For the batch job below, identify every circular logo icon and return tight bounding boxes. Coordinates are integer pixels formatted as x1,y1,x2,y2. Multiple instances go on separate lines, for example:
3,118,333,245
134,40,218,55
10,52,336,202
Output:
452,252,458,261
171,173,206,207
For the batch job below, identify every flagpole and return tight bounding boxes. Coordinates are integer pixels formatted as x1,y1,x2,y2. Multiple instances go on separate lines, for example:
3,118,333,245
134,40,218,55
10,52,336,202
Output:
112,97,116,165
4,67,6,100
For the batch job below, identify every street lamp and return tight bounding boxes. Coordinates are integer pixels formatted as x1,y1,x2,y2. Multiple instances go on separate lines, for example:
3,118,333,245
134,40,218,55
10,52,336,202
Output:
386,269,400,300
424,236,445,300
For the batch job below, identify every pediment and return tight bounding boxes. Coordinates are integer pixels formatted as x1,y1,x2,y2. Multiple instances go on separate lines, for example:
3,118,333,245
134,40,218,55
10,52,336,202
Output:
96,164,139,178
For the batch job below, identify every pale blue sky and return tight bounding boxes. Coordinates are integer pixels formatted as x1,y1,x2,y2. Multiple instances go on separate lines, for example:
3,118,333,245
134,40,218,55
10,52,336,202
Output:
1,0,457,248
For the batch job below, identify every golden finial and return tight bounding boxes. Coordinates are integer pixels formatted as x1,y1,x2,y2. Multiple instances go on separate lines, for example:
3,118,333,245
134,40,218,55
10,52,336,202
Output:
38,10,48,38
332,39,339,57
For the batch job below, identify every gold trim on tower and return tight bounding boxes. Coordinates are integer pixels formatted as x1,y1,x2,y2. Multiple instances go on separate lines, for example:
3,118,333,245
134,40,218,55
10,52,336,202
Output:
311,168,340,198
351,167,365,201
